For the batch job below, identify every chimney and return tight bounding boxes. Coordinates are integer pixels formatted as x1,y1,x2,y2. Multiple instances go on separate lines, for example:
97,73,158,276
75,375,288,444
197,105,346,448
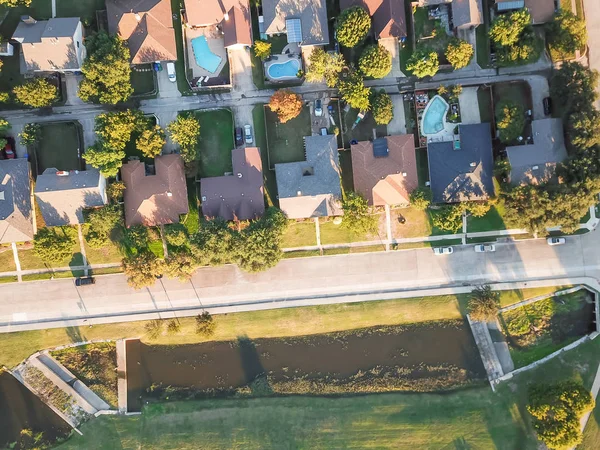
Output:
21,16,36,25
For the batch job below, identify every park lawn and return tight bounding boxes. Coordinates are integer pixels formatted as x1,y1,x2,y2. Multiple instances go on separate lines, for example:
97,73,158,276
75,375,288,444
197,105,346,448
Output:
35,122,82,174
194,109,234,178
281,221,316,248
393,207,431,239
264,106,310,168
467,204,508,233
319,216,386,244
130,67,156,97
0,247,16,272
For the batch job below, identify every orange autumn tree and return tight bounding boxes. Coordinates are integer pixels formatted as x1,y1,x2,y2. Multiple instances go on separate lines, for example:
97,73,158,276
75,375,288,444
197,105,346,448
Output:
268,89,303,123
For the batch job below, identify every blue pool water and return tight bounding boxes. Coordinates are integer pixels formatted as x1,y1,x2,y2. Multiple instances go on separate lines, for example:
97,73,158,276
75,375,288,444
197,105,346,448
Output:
267,59,300,79
191,36,222,73
422,96,449,135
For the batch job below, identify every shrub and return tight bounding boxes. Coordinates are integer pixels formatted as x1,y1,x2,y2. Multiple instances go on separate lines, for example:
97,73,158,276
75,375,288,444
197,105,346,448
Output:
19,123,40,147
468,285,500,322
253,40,271,60
167,320,181,335
341,191,377,233
33,228,75,263
410,188,432,210
431,205,463,232
495,100,525,143
359,44,392,79
195,311,216,337
336,6,371,48
164,223,188,247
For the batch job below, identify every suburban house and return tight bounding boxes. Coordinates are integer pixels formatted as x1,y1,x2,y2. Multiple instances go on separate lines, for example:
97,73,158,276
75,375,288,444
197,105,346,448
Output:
183,0,252,48
415,0,482,31
121,155,188,227
506,118,567,185
340,0,407,41
106,0,177,64
200,147,265,221
350,135,418,206
494,0,555,24
275,135,342,219
0,159,34,244
427,123,494,203
34,168,107,227
262,0,330,47
11,17,86,74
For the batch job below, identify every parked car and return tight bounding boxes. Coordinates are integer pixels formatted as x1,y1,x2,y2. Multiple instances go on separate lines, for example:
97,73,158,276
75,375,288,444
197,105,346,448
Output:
543,97,552,116
433,247,453,255
2,137,15,159
547,237,566,246
235,127,243,147
474,244,495,253
314,99,323,117
166,62,176,82
244,124,253,144
75,276,95,287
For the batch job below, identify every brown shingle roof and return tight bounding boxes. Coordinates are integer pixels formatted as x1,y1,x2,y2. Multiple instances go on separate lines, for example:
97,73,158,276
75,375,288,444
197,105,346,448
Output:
340,0,407,39
184,0,252,47
350,135,418,206
200,147,265,221
525,0,555,24
106,0,177,64
121,155,188,227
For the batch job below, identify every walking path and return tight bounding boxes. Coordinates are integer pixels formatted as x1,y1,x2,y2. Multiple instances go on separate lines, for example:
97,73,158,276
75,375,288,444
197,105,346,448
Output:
578,361,600,445
77,224,89,277
11,243,21,282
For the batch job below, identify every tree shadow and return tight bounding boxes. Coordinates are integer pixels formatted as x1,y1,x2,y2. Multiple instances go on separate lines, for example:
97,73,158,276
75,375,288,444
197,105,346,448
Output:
65,326,84,344
237,335,272,396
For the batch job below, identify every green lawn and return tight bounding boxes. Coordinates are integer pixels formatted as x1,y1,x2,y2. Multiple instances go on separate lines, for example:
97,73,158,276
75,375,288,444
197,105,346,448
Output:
415,148,429,187
264,106,311,168
493,82,532,112
394,207,432,239
342,108,386,147
130,66,156,97
252,105,277,206
467,205,507,232
181,178,200,234
476,0,491,68
281,220,316,248
34,122,82,175
170,0,193,95
319,216,386,244
427,209,461,235
194,109,234,178
0,247,16,272
399,0,414,74
83,240,122,265
337,150,354,194
55,0,105,26
477,86,493,123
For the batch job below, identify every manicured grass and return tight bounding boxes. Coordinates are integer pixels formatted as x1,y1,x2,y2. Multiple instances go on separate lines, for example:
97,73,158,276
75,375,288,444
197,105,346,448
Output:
497,286,568,308
83,240,122,265
427,209,461,235
147,239,164,258
264,106,311,168
34,122,82,174
55,0,105,26
252,105,277,206
130,67,156,97
319,216,386,244
281,221,316,248
467,205,507,232
415,148,429,187
393,207,431,239
182,178,199,234
0,248,16,272
413,7,452,59
283,249,321,258
337,149,354,194
492,81,532,113
477,86,493,123
323,244,387,255
193,109,234,178
430,238,463,247
18,227,83,270
342,108,386,146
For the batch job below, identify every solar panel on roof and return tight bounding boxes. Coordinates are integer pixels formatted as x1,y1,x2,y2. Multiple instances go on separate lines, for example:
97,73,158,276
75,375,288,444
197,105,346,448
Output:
373,138,389,158
286,18,302,44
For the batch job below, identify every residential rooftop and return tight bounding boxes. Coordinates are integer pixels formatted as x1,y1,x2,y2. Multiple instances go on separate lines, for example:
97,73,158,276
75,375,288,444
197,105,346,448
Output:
340,0,407,39
0,159,34,244
262,0,330,46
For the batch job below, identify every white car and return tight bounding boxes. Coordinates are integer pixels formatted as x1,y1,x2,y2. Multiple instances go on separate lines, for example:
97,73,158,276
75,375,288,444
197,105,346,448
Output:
547,237,566,246
433,247,453,255
244,124,253,144
166,62,176,82
474,244,495,253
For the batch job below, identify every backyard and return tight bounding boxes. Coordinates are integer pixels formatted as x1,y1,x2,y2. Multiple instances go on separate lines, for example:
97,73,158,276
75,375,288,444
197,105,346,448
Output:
33,121,83,175
252,105,278,206
412,6,452,65
130,66,156,97
264,105,311,168
194,109,234,178
342,108,387,147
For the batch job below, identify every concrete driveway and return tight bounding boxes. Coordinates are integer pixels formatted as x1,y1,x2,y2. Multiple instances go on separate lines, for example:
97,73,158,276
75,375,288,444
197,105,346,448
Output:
229,47,255,94
64,74,84,106
156,68,180,99
458,87,481,125
386,95,407,135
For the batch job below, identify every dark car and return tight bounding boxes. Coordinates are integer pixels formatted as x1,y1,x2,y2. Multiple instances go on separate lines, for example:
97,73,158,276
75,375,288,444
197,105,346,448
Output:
235,127,244,147
75,276,95,287
543,97,552,116
2,137,15,159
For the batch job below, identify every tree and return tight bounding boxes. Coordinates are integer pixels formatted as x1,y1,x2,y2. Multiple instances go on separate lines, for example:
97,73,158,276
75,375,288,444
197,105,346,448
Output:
79,31,133,104
19,123,40,147
122,225,149,253
84,204,122,248
84,142,124,178
450,84,463,100
122,251,164,289
495,100,525,143
164,223,188,247
107,181,126,203
341,191,377,233
167,114,201,163
0,117,10,134
164,251,196,281
189,219,238,266
528,381,594,449
305,47,345,87
0,92,9,103
359,44,392,79
95,110,146,151
431,205,463,232
568,109,600,149
406,49,439,78
33,228,75,264
467,285,500,322
13,78,57,108
370,90,393,125
0,0,31,6
410,187,432,210
136,125,166,158
253,40,271,60
489,9,531,47
338,72,371,111
445,39,474,70
547,10,587,57
268,89,303,123
195,311,216,337
236,208,287,273
336,6,371,48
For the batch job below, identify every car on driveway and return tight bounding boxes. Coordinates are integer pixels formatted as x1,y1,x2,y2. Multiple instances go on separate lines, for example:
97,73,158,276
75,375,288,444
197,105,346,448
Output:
166,62,176,82
433,247,453,255
2,137,15,159
314,99,323,117
543,97,552,116
75,276,95,287
244,124,253,144
547,237,566,246
474,244,495,252
235,127,243,147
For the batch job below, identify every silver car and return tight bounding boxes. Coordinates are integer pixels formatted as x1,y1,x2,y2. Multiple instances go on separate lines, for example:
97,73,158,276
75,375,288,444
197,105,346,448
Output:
244,124,253,145
433,247,453,255
547,237,566,246
474,244,495,253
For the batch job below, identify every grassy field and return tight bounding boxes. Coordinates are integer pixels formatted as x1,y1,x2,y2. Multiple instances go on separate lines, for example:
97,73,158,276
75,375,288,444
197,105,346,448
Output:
281,220,316,248
194,109,234,178
264,106,311,168
34,122,82,174
252,105,278,206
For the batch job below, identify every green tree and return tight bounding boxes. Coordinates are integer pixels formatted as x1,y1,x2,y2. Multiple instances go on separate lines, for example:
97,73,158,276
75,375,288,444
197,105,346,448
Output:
467,285,500,322
167,114,201,163
0,117,10,134
495,100,525,143
95,110,146,151
13,78,57,107
195,311,216,337
18,123,40,147
359,44,392,79
406,49,439,78
547,10,587,57
107,181,126,203
502,184,554,236
336,6,371,48
33,228,75,263
268,89,303,123
84,142,124,178
253,40,272,60
341,191,377,233
445,39,474,70
431,205,463,232
489,9,531,47
568,109,600,149
0,0,31,6
136,125,166,158
409,187,432,210
122,251,164,289
122,225,149,253
370,90,393,125
164,223,188,247
84,204,122,248
164,250,196,281
0,92,9,103
305,47,345,87
236,208,287,273
79,31,133,104
189,219,238,266
450,84,463,100
338,72,371,111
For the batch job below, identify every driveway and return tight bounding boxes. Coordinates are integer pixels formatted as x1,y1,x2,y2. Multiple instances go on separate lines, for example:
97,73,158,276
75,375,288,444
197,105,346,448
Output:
379,37,404,78
156,69,181,99
583,0,600,109
458,87,481,125
64,74,84,106
526,76,550,120
229,47,255,94
386,94,407,135
308,97,330,135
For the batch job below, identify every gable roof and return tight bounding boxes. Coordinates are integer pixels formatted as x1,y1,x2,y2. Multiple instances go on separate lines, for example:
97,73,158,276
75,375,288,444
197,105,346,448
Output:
524,0,555,24
121,155,188,227
275,135,342,219
35,168,106,226
340,0,407,39
427,123,494,203
12,18,81,72
262,0,330,46
200,147,265,221
452,0,483,28
506,118,567,185
183,0,252,46
106,0,177,64
0,159,34,244
351,135,418,206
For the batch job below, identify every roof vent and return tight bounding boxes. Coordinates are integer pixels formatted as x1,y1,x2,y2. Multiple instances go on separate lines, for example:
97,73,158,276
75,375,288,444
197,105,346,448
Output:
532,165,539,170
166,191,173,197
469,162,476,167
402,172,407,177
201,196,207,201
237,173,242,178
134,13,141,22
297,190,302,196
0,191,4,201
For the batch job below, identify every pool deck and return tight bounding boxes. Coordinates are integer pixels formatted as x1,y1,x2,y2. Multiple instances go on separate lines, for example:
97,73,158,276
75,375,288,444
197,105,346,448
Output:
184,26,227,79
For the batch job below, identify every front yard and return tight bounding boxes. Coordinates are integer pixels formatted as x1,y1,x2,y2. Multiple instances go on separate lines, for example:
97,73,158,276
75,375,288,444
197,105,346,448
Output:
194,109,234,178
264,106,311,168
281,221,317,248
467,204,508,233
33,122,83,175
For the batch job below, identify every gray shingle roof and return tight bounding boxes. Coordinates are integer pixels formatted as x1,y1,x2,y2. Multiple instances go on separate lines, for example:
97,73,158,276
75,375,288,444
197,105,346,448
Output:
427,123,494,203
0,159,34,243
262,0,330,46
452,0,482,28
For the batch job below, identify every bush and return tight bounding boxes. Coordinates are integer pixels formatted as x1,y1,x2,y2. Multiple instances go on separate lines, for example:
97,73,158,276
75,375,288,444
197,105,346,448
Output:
495,100,525,143
19,123,40,147
406,49,439,78
467,285,500,322
359,44,392,79
167,320,180,335
164,223,188,247
336,6,371,48
33,228,75,263
195,311,216,337
431,205,462,232
371,91,393,125
122,225,149,253
253,40,271,60
410,188,432,210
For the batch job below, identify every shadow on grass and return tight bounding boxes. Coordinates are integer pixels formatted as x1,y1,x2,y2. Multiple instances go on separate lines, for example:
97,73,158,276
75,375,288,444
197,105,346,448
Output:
237,335,273,396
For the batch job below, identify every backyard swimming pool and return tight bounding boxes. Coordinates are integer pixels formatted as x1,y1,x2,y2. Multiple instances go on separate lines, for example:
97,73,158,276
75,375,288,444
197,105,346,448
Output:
421,95,449,136
191,36,222,74
267,59,300,80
